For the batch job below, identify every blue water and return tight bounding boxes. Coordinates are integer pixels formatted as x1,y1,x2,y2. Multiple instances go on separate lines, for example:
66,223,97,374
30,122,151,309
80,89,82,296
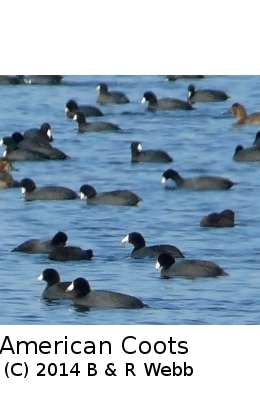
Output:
0,75,259,325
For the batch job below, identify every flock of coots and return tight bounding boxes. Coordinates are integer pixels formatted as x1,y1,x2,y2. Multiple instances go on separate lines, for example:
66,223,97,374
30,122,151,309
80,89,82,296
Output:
1,74,260,315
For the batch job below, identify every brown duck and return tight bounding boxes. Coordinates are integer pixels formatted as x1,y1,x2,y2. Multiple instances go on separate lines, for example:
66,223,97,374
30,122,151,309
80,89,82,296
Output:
0,158,20,189
226,103,260,127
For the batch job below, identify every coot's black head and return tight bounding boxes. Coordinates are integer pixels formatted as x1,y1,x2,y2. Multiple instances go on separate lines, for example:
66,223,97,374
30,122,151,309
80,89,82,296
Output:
162,169,180,181
79,184,97,199
188,84,195,93
66,277,91,298
97,83,108,94
131,141,142,154
12,132,24,144
20,178,37,192
83,249,94,260
234,145,244,154
65,99,79,112
155,253,175,270
51,232,68,246
73,111,86,124
40,123,53,142
1,136,17,148
141,91,158,104
38,268,61,285
122,232,146,248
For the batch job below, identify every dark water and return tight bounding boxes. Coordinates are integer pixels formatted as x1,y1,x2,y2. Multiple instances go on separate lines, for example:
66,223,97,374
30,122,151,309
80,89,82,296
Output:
0,75,259,325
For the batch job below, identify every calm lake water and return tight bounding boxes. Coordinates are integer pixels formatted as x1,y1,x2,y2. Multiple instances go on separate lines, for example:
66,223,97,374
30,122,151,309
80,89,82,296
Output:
0,75,259,325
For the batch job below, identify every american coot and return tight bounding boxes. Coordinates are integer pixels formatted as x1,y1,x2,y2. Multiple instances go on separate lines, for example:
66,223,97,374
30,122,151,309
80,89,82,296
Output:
26,75,63,85
12,231,68,254
162,169,235,190
142,91,193,111
225,103,260,127
131,142,173,163
37,269,73,300
11,132,69,161
155,253,228,279
233,145,260,162
187,84,229,103
122,232,184,259
20,178,79,201
24,123,53,143
49,247,94,262
200,210,235,228
0,75,26,84
96,83,130,104
73,111,120,133
65,99,103,119
80,184,142,206
0,158,20,189
1,136,51,161
166,75,205,81
66,278,145,309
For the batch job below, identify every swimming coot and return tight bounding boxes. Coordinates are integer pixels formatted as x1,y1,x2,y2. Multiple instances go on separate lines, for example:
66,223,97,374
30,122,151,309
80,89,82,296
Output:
66,278,145,309
12,132,69,160
37,269,73,300
73,111,120,133
65,99,103,118
80,184,142,206
142,91,193,111
187,84,230,103
24,123,53,143
49,247,94,262
162,169,235,190
233,145,260,162
122,232,184,259
96,83,130,104
12,231,68,254
1,136,51,161
131,141,173,163
20,178,79,201
155,253,228,279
